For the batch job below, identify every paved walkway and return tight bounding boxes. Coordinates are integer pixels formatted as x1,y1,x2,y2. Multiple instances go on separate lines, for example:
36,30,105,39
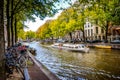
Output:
28,63,50,80
6,62,50,80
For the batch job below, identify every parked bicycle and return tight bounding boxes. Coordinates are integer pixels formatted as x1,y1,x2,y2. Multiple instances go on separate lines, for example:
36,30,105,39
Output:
5,44,31,80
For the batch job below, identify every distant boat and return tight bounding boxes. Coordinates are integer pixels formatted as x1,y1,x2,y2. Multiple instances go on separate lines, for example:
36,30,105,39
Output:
94,45,111,49
51,43,90,53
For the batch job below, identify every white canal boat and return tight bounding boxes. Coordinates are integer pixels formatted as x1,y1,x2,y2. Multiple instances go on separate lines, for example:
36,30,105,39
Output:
51,43,89,53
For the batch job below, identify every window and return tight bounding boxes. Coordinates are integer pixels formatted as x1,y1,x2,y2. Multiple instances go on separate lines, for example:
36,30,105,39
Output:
88,23,89,27
88,23,91,27
82,46,84,48
101,29,104,33
85,30,87,36
99,36,101,40
85,24,87,28
88,29,90,36
91,29,93,36
103,36,105,39
95,36,97,39
96,27,98,34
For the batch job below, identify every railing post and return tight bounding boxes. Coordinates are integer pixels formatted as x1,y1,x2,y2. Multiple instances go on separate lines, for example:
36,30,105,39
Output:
24,67,30,80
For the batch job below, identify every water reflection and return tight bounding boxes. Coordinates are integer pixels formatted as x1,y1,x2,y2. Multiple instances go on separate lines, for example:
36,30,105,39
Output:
29,42,120,80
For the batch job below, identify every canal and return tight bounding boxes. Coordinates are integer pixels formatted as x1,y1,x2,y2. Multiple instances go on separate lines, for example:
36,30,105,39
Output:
29,42,120,80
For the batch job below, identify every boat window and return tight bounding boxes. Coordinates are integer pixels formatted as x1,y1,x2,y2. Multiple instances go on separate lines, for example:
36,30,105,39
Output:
79,46,81,48
82,46,84,48
75,46,78,48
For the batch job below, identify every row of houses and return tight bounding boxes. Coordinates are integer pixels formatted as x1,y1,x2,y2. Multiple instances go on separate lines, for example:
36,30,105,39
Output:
65,22,120,42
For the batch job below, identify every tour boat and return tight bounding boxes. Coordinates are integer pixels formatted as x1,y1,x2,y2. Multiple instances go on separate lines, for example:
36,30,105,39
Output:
51,43,90,53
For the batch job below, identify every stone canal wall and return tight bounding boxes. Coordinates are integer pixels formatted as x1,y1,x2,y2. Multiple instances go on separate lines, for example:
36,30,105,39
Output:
111,44,120,49
28,51,60,80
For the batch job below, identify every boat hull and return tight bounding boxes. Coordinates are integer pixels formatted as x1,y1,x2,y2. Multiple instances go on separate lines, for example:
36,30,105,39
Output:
65,48,89,53
94,45,111,49
51,43,90,53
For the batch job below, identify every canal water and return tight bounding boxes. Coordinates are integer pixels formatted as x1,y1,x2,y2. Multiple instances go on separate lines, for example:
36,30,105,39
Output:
29,42,120,80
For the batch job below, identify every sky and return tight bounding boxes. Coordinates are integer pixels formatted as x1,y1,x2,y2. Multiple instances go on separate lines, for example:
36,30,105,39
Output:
24,0,76,32
24,10,62,32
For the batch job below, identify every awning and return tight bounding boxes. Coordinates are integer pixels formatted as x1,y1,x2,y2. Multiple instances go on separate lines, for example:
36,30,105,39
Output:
111,26,120,30
116,27,120,30
108,26,120,35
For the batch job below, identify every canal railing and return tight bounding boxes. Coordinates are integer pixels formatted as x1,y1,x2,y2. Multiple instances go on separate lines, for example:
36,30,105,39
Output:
24,68,30,80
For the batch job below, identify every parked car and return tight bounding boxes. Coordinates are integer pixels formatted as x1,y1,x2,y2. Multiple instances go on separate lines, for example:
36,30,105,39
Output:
111,39,120,44
86,40,102,43
57,39,66,43
101,40,108,43
86,40,93,43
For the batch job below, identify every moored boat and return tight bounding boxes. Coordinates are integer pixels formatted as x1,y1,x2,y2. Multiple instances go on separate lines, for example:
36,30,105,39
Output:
94,45,111,49
51,43,90,53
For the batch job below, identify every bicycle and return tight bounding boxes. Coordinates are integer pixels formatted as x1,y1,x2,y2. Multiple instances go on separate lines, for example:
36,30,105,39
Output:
5,48,29,80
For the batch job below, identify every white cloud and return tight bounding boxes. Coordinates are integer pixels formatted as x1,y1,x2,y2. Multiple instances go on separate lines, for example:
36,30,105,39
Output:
24,18,44,32
24,10,62,32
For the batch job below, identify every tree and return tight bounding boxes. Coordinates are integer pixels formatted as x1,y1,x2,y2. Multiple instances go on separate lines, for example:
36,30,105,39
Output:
26,31,36,39
71,1,88,41
36,0,120,42
49,20,59,38
17,21,26,40
5,0,63,46
6,0,11,46
73,0,120,41
0,0,5,79
91,0,120,41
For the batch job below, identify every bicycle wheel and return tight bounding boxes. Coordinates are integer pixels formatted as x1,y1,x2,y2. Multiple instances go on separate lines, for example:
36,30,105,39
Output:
19,56,27,68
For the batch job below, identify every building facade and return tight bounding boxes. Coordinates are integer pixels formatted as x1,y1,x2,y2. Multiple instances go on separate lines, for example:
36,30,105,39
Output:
84,22,105,41
108,25,120,41
64,22,119,42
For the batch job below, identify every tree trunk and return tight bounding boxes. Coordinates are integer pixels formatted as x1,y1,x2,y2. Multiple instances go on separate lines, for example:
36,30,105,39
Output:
82,30,85,42
11,0,14,45
105,21,109,41
82,22,85,42
6,0,11,47
0,0,5,79
14,17,18,43
69,32,72,40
